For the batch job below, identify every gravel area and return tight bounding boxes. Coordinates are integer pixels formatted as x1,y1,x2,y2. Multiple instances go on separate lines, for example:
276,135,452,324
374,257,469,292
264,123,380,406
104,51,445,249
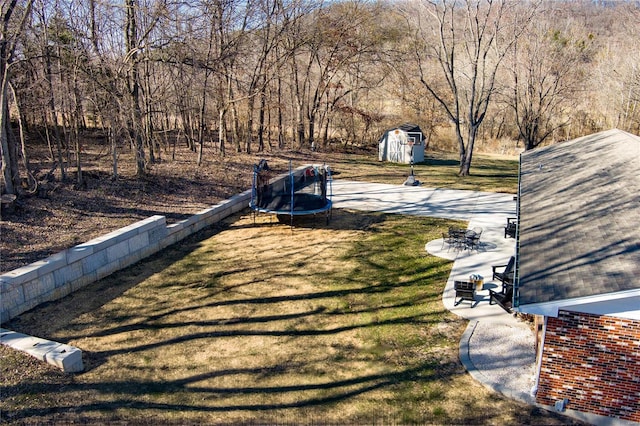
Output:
468,320,537,404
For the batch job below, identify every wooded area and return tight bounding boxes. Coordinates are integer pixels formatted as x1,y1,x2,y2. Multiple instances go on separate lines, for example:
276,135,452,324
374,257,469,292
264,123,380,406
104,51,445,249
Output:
1,0,639,191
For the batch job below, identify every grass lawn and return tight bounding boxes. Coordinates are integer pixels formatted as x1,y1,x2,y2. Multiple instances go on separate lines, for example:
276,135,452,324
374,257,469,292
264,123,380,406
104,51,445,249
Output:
2,207,577,424
2,153,582,424
324,151,519,194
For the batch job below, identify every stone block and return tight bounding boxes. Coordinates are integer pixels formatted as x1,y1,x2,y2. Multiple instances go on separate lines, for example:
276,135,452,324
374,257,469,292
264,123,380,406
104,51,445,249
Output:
139,243,160,260
106,240,130,263
32,251,67,276
45,344,83,373
135,215,166,234
148,226,167,245
1,280,25,310
0,329,83,373
82,235,117,252
96,259,121,280
128,232,149,253
23,279,47,303
66,244,94,264
81,250,108,276
161,231,178,249
70,271,97,292
207,209,222,225
36,273,56,296
195,206,216,220
120,250,143,269
192,219,206,233
49,284,72,301
178,215,200,229
215,203,233,220
1,263,40,286
54,262,84,287
171,227,191,243
167,222,185,234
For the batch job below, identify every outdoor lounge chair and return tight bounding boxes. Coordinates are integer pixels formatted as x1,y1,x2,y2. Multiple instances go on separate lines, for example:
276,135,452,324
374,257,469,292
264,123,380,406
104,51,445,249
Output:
505,217,517,238
489,284,513,313
492,256,515,286
454,280,476,307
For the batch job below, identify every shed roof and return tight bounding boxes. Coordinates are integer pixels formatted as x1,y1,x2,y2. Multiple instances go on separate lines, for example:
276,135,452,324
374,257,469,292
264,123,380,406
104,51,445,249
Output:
380,123,424,138
516,129,640,318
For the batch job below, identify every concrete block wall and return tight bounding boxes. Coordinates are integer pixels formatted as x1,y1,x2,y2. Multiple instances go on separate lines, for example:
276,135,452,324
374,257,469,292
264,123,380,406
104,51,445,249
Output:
536,310,640,423
0,189,252,324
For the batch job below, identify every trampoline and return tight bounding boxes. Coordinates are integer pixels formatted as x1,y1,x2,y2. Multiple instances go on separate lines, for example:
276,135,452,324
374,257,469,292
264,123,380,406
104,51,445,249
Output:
250,160,332,225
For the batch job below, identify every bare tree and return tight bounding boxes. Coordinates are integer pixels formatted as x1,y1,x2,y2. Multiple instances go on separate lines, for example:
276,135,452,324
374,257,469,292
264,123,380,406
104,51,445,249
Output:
507,17,594,151
406,0,537,175
1,0,33,196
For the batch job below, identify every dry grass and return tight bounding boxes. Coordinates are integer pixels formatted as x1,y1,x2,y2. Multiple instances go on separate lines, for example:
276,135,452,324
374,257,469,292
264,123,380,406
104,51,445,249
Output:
1,140,580,424
2,209,581,424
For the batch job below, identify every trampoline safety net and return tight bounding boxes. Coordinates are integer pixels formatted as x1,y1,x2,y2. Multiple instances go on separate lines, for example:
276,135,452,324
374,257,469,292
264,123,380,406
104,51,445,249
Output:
250,160,332,218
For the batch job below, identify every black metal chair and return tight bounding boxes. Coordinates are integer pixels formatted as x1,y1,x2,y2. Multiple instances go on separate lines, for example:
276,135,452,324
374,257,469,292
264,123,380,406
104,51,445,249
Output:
492,256,515,287
505,217,517,238
441,232,455,251
465,228,482,251
445,227,466,251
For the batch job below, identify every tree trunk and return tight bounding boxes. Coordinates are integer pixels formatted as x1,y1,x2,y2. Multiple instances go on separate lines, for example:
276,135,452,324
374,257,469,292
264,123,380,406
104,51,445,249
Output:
218,108,226,157
245,110,253,154
1,92,16,195
10,83,35,191
277,74,284,149
1,0,32,195
460,125,479,176
45,47,66,181
110,125,118,180
125,0,146,177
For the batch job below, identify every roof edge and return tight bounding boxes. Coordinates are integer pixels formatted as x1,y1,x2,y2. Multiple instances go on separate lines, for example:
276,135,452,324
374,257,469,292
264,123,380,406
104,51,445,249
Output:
515,289,640,319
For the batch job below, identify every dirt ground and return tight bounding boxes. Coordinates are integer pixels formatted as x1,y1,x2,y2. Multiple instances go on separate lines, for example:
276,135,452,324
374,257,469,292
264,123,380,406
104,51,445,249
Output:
0,141,339,273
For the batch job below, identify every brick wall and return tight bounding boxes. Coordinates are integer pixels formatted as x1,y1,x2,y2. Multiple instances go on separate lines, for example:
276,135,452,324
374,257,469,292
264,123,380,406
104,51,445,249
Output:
536,310,640,422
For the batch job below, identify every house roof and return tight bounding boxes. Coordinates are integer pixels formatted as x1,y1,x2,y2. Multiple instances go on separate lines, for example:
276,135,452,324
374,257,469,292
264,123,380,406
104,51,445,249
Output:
515,129,640,318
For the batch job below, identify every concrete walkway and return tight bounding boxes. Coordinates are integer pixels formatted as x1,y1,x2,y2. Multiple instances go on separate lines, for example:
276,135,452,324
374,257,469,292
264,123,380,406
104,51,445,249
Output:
332,180,537,404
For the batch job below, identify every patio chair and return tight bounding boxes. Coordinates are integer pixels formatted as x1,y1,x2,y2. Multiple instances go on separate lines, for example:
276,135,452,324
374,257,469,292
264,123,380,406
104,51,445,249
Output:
505,217,517,238
441,232,455,251
465,228,482,251
454,280,476,307
489,284,513,313
492,256,515,287
444,227,466,251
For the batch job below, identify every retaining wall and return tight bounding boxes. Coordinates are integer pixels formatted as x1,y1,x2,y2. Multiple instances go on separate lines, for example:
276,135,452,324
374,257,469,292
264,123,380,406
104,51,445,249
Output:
1,190,252,324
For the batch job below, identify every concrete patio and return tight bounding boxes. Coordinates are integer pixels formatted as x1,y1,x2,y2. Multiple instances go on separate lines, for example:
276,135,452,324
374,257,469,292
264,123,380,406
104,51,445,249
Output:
331,180,537,405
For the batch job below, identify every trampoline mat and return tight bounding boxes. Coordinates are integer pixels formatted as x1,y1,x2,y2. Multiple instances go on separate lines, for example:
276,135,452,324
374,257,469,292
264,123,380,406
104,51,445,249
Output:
259,192,330,213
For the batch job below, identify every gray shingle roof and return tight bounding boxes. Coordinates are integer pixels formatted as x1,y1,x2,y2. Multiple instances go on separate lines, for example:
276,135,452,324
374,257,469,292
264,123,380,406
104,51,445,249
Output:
516,129,640,308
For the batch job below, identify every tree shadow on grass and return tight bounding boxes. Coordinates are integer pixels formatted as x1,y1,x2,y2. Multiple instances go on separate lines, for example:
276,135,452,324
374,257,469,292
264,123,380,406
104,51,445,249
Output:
3,220,230,339
2,210,471,424
2,359,456,424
